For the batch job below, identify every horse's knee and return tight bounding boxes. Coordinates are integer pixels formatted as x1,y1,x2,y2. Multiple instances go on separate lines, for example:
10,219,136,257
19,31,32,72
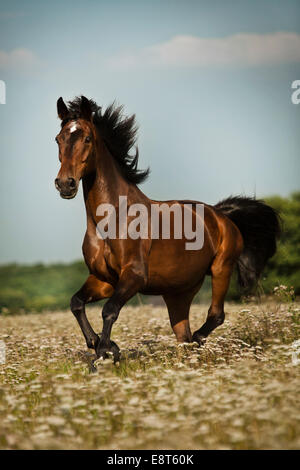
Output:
70,294,84,316
102,301,119,323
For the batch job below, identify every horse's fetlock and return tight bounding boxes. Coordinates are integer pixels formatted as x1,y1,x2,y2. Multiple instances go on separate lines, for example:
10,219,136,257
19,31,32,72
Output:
216,311,225,326
89,336,99,350
209,308,225,327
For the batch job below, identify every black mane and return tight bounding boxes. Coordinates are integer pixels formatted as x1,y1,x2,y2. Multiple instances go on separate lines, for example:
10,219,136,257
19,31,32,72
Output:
63,96,149,185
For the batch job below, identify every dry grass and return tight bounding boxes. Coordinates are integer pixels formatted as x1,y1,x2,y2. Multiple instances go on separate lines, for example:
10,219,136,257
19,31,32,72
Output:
0,301,299,450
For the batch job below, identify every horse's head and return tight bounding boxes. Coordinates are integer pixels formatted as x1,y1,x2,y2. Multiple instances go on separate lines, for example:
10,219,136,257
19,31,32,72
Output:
55,96,96,199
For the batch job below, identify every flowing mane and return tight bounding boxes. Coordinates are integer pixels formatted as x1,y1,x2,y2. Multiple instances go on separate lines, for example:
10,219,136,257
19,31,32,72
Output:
63,96,149,185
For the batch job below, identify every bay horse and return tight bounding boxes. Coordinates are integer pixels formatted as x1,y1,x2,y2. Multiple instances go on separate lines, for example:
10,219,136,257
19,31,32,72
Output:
55,96,280,362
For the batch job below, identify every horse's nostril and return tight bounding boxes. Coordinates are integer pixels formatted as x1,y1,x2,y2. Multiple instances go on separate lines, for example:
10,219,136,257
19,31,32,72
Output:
68,178,76,189
55,178,61,190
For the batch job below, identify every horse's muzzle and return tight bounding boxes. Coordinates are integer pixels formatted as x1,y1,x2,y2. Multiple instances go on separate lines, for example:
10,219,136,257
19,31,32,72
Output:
55,177,78,199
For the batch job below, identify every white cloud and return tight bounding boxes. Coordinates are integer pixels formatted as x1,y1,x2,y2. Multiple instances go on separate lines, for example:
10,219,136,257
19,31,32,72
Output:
0,48,41,71
109,32,300,68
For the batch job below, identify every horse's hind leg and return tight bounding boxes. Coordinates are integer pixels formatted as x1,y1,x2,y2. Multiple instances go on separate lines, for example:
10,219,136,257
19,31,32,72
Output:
71,275,114,350
163,290,198,343
192,255,235,346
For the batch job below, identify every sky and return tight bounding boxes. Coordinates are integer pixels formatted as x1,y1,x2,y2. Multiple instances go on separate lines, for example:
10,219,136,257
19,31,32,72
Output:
0,0,299,264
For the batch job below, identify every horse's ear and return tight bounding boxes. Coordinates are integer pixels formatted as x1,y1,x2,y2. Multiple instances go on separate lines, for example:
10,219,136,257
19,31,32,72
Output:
80,96,92,121
57,97,69,121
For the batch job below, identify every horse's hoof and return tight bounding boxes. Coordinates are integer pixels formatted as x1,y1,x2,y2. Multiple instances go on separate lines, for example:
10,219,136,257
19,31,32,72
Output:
96,340,120,363
192,332,206,347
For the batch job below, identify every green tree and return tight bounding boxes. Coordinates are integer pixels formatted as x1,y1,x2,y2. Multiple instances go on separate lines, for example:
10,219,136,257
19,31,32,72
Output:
262,192,300,294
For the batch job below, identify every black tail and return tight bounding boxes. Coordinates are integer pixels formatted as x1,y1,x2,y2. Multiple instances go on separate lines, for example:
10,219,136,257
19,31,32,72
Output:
214,196,281,292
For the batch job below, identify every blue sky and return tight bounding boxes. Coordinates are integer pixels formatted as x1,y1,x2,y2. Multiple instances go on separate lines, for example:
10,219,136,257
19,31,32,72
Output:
0,0,300,263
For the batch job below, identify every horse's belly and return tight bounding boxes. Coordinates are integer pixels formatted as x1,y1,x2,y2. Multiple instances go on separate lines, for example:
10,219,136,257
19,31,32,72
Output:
143,238,214,295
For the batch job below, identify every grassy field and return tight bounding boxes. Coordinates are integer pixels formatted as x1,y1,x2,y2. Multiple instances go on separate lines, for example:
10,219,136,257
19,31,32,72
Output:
0,300,299,450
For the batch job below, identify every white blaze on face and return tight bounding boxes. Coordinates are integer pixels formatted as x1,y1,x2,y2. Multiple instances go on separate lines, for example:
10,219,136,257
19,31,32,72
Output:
70,122,78,133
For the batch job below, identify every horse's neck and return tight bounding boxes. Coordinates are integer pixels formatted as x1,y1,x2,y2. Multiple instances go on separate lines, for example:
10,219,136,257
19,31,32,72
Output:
82,140,149,225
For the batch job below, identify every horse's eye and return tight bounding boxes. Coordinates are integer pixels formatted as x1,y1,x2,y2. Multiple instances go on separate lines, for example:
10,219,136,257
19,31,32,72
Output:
85,136,91,143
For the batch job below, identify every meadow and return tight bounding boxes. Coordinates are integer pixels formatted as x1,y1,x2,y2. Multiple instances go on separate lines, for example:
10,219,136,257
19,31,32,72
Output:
0,299,299,450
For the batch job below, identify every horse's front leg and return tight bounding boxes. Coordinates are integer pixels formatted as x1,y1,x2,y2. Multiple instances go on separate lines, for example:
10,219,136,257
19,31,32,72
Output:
71,275,114,350
96,265,147,362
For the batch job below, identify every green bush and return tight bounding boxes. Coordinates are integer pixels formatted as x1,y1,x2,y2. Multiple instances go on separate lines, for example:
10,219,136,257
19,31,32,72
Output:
0,262,89,313
262,192,300,295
